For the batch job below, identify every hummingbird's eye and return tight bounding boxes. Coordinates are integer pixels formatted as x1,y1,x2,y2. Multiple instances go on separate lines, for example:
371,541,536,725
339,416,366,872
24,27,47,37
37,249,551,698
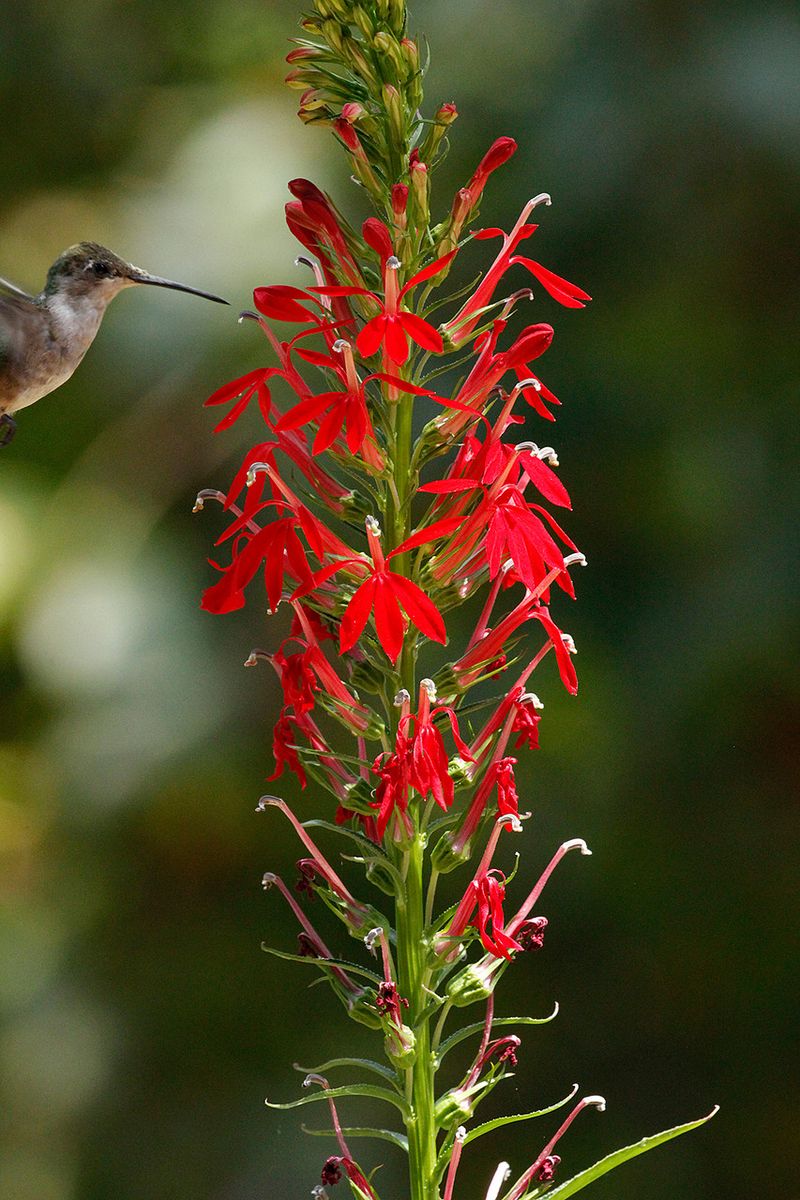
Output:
91,261,112,278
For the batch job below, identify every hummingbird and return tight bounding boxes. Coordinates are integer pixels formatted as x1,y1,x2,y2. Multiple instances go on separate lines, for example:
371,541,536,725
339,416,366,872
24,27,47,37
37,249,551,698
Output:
0,242,229,447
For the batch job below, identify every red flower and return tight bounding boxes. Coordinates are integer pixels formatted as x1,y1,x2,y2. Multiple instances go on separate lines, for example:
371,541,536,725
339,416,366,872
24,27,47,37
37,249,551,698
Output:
512,694,542,751
201,514,315,614
204,366,277,432
371,729,412,840
311,233,456,366
268,713,307,787
470,870,523,959
493,756,520,818
302,516,459,663
277,338,433,465
400,680,474,811
465,136,518,202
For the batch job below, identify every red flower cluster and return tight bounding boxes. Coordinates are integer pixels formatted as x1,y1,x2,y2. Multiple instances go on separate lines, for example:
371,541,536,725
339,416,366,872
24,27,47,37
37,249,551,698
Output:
200,136,588,848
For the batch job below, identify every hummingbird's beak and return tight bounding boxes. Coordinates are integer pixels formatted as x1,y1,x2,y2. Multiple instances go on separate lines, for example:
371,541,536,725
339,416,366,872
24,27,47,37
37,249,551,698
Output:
128,269,229,305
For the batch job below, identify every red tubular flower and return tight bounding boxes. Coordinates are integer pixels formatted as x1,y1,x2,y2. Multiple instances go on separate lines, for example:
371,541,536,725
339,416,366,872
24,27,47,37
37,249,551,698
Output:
371,727,412,840
301,516,459,664
443,192,591,346
204,366,278,432
493,757,520,818
465,136,518,202
201,513,315,615
310,246,456,366
401,680,474,811
268,712,307,787
470,870,523,960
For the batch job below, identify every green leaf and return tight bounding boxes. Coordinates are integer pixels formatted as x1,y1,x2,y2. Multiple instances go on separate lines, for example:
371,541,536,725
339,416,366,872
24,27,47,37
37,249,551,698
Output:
301,1124,409,1153
294,1057,399,1085
536,1107,720,1200
463,1084,580,1147
266,1082,412,1120
437,1007,559,1063
261,944,382,986
303,818,391,857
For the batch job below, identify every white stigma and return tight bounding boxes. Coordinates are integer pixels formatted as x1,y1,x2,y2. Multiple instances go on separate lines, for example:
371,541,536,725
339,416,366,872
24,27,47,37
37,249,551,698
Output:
484,1162,511,1200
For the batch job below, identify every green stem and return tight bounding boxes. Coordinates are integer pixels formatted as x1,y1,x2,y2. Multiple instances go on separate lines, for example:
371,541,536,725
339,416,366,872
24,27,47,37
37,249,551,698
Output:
396,832,438,1200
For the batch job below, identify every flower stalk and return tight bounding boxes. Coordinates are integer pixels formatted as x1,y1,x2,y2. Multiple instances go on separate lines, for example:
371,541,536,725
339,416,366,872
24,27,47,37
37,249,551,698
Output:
199,2,716,1197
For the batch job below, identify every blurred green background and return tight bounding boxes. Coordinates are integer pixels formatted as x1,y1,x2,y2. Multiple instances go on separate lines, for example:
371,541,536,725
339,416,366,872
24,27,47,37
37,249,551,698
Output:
1,1,797,1198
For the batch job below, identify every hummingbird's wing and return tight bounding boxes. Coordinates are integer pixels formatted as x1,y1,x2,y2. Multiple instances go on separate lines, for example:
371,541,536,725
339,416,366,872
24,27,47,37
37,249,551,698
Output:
0,290,42,409
0,275,36,303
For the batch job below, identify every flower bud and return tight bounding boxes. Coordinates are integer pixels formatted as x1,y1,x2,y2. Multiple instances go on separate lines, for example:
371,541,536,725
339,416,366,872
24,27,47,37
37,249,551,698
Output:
410,160,429,228
384,1021,416,1069
435,1087,474,1129
346,992,385,1030
446,960,497,1007
349,658,392,695
373,30,406,79
352,5,375,39
419,102,458,162
383,84,405,146
342,38,378,86
430,830,471,875
390,0,408,35
321,18,348,53
343,775,377,816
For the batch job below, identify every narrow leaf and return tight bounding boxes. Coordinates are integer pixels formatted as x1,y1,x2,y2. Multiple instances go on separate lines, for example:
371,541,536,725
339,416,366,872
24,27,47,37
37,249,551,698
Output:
462,1084,579,1146
302,1124,409,1153
261,945,382,985
294,1057,398,1084
266,1082,411,1119
539,1108,719,1200
438,1007,559,1062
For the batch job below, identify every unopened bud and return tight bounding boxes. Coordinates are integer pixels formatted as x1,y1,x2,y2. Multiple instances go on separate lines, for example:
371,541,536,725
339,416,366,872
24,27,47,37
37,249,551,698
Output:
446,960,497,1007
383,84,405,145
434,1087,474,1129
410,160,429,227
419,102,458,162
430,831,471,875
384,1021,416,1069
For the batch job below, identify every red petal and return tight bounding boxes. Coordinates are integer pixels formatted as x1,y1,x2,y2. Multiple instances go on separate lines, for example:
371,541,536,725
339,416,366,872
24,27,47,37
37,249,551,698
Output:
418,479,481,494
517,452,572,509
356,314,387,358
253,285,317,322
533,607,578,695
313,404,344,453
294,347,336,367
367,372,435,396
400,249,458,295
372,577,405,663
390,574,446,644
205,368,272,407
506,324,554,367
340,576,377,653
400,311,443,354
362,217,394,261
391,515,464,556
384,316,410,365
276,393,335,431
511,256,591,307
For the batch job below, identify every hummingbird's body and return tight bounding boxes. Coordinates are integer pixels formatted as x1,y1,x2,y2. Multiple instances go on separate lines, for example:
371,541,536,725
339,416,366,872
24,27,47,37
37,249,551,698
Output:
0,243,228,445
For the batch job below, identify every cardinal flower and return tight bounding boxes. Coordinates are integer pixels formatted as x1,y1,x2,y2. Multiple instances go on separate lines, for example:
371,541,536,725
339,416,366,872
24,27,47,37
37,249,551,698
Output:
309,220,456,365
471,869,523,959
300,515,460,663
400,679,474,811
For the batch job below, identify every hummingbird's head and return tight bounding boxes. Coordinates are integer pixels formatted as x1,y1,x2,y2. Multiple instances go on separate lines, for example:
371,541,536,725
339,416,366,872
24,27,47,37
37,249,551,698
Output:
44,243,228,306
